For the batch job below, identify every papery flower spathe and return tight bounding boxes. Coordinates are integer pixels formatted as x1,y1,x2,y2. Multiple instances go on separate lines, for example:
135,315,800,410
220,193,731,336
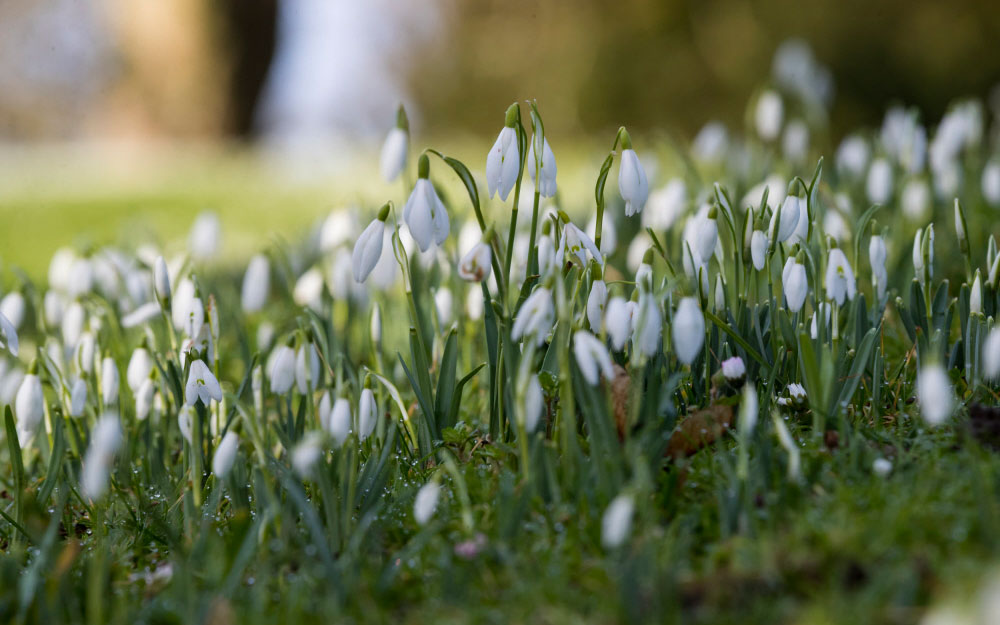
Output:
527,135,557,197
186,359,222,406
403,155,450,252
242,254,271,312
918,363,953,426
825,248,856,305
573,330,615,386
458,241,492,282
618,131,649,217
486,106,520,201
511,287,554,347
672,297,705,365
380,106,409,182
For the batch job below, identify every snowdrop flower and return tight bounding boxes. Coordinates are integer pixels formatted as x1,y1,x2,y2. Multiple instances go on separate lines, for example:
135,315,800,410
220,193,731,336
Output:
982,159,1000,207
352,206,390,284
241,254,271,312
153,255,171,305
901,178,931,222
43,290,65,327
691,207,719,262
784,197,809,246
836,135,870,178
121,302,160,329
739,384,759,434
295,343,320,395
403,155,450,252
527,135,557,197
602,494,635,549
983,328,1000,381
465,287,484,321
970,271,983,315
81,414,122,500
135,378,154,421
512,288,554,347
559,222,602,267
127,347,153,393
587,211,617,256
212,431,239,479
486,107,520,201
292,432,324,477
866,158,893,205
16,371,44,444
782,119,809,162
917,363,953,426
633,292,662,359
434,288,453,328
182,296,205,340
293,267,325,311
872,458,892,477
358,386,377,441
618,130,649,216
380,106,408,182
0,292,25,330
414,481,441,526
635,249,654,290
605,297,634,352
101,356,119,406
783,258,808,313
76,332,96,374
458,241,492,282
186,359,222,406
643,179,686,231
721,356,746,382
70,378,88,417
524,374,543,432
189,212,221,260
825,248,856,305
754,90,783,141
692,121,728,162
176,405,193,444
327,398,352,447
672,297,704,365
768,195,800,245
870,235,888,302
537,233,556,276
750,230,767,270
777,382,808,409
0,310,17,356
573,331,615,386
587,275,607,333
269,344,296,394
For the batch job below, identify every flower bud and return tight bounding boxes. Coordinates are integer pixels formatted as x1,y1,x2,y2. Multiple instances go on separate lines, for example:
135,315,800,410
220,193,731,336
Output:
672,297,704,365
212,431,239,479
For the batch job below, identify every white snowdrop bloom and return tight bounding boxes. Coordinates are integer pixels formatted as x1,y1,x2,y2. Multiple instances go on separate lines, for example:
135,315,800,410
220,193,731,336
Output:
486,125,520,202
602,494,635,549
870,235,888,302
434,288,453,328
292,432,324,477
681,243,710,294
836,135,870,178
982,160,1000,207
186,359,222,406
643,179,686,231
121,302,160,329
403,177,450,252
212,431,239,479
872,458,892,477
181,296,205,340
465,287,484,321
768,195,800,244
783,196,810,246
970,272,983,315
43,290,65,327
380,127,408,183
721,356,746,381
559,223,603,267
458,242,492,282
809,303,831,339
358,388,377,441
16,373,44,444
634,293,662,359
0,362,23,406
81,414,122,501
0,310,18,356
605,297,634,352
754,90,784,141
101,357,119,406
537,234,557,276
318,391,332,431
672,297,704,365
414,481,442,526
269,345,296,395
294,343,321,395
189,212,221,261
48,247,77,292
512,288,554,347
917,363,953,426
171,278,195,330
823,209,851,244
866,158,893,205
783,260,808,313
573,331,615,386
0,292,25,330
327,398,352,447
241,254,271,312
739,384,759,434
66,257,94,299
619,145,649,216
352,218,387,284
714,275,725,312
293,267,325,311
983,328,1000,380
587,211,617,256
153,255,172,305
318,209,357,253
750,230,768,271
782,119,809,162
825,248,856,305
257,322,275,353
692,121,728,162
135,378,154,421
126,348,153,393
587,279,608,333
524,374,544,432
688,211,718,262
743,175,787,213
527,135,557,198
76,332,96,374
70,377,88,417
